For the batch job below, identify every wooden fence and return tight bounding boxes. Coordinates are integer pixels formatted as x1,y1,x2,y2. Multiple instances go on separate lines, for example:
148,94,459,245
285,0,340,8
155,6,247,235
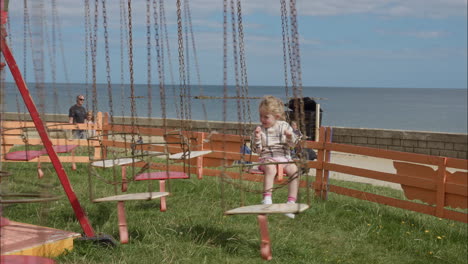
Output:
2,114,467,223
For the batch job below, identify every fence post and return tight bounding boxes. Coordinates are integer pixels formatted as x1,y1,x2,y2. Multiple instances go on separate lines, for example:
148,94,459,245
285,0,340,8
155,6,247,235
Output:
102,112,109,160
195,132,205,179
323,127,333,200
435,157,448,218
314,126,326,198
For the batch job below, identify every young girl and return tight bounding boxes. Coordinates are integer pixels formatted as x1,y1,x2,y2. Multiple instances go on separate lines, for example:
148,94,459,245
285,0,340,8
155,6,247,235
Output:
252,96,300,218
85,111,95,138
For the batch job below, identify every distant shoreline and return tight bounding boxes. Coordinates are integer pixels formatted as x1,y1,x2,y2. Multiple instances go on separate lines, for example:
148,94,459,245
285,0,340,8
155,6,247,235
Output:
3,81,467,90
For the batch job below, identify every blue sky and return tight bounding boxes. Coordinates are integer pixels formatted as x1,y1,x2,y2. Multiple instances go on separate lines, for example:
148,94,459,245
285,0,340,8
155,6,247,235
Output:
5,0,468,88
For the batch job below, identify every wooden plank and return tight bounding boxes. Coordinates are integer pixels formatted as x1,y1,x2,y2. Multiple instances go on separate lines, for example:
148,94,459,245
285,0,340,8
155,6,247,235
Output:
225,203,309,215
446,157,468,170
169,150,212,160
91,158,141,168
135,171,189,180
327,162,436,189
100,139,181,154
36,156,89,163
329,185,436,215
2,137,97,146
446,171,468,208
4,149,46,161
0,220,81,257
93,192,169,202
326,142,442,166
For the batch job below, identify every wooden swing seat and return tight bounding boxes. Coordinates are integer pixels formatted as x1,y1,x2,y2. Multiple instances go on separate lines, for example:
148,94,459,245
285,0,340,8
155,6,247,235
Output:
4,149,46,161
91,158,141,168
169,150,212,160
92,191,169,244
0,255,55,264
246,163,286,181
53,144,78,153
135,171,189,212
135,171,189,181
4,144,78,161
225,203,309,215
92,192,169,203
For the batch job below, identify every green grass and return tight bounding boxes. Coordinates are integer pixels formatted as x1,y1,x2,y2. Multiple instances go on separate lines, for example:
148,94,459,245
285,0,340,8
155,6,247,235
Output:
1,161,467,264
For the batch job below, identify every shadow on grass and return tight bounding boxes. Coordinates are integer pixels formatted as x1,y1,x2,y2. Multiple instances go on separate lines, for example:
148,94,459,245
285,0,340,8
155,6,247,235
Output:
87,203,113,229
175,224,258,255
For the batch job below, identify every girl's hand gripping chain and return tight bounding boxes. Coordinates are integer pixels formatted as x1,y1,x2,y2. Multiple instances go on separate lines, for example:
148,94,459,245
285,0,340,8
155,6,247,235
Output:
255,126,262,140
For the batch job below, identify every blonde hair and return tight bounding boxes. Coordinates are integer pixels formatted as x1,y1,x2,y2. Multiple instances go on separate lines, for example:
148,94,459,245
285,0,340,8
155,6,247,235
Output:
259,95,286,120
86,111,94,121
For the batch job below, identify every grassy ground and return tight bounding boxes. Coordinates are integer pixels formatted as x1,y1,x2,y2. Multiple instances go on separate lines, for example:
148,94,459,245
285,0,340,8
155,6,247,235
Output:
1,159,467,264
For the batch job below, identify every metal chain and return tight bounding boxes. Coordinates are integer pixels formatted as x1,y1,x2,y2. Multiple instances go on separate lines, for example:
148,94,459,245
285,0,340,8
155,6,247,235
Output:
42,7,55,110
230,0,243,137
102,0,113,124
53,4,69,84
127,0,138,144
53,0,71,106
30,0,45,115
289,0,305,134
91,0,99,116
23,0,28,82
182,0,193,124
176,0,188,129
280,0,289,98
160,0,179,120
290,0,303,99
84,0,90,109
146,0,152,120
153,0,166,128
184,0,207,126
51,1,58,115
220,0,229,210
119,0,126,121
289,0,309,204
236,0,251,136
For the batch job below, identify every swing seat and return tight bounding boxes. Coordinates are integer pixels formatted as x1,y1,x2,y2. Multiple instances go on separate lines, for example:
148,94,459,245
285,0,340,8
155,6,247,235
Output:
91,158,141,168
246,163,287,181
225,203,309,215
53,144,78,153
4,149,47,161
135,171,189,212
1,216,10,227
135,171,189,181
169,150,212,160
92,192,169,203
92,192,169,244
0,255,56,264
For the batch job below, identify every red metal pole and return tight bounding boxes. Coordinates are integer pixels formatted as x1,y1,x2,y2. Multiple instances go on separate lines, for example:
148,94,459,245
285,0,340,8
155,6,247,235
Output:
1,30,95,237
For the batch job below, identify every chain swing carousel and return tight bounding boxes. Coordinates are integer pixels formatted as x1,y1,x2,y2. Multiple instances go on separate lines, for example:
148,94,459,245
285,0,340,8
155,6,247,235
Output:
0,0,90,261
212,0,311,260
83,0,213,244
2,0,314,261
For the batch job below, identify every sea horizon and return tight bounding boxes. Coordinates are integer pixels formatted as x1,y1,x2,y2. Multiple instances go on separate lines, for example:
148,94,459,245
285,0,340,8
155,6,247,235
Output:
2,82,467,134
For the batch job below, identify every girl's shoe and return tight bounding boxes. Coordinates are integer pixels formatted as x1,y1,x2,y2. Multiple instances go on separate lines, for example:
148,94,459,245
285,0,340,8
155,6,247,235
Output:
262,197,272,205
285,201,295,219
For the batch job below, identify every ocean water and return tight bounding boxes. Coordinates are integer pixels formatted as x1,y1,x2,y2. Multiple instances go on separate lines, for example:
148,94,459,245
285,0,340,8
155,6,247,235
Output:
2,82,467,133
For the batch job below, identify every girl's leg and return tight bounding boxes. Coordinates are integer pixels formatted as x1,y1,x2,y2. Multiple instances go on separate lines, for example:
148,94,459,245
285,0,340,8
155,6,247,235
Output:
285,164,299,202
262,164,277,202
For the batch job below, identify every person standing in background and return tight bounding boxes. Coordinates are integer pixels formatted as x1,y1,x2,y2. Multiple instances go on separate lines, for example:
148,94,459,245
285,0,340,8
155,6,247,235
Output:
69,95,87,139
85,110,95,138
